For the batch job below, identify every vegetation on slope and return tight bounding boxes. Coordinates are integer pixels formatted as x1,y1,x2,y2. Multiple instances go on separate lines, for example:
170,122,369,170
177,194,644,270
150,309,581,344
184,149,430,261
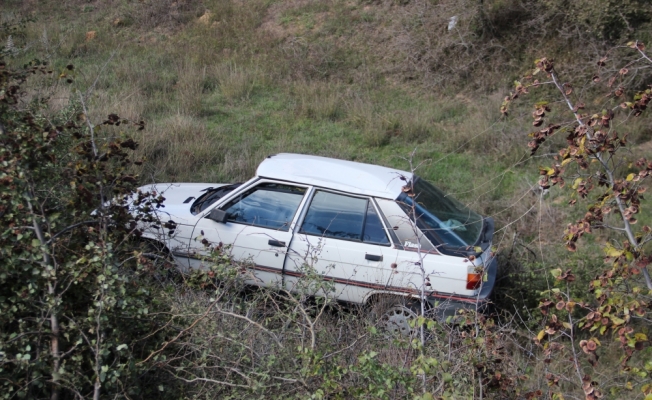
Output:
1,0,652,398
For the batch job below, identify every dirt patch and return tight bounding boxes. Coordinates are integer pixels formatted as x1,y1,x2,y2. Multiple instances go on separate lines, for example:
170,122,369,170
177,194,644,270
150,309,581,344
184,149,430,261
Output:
197,10,212,25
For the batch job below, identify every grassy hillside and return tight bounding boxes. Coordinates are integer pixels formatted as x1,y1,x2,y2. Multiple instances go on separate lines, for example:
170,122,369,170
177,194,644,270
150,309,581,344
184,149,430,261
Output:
2,0,652,398
5,0,651,249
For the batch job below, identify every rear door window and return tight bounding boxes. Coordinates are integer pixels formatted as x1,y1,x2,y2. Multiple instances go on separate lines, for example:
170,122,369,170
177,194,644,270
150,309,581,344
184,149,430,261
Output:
363,202,390,245
300,191,390,245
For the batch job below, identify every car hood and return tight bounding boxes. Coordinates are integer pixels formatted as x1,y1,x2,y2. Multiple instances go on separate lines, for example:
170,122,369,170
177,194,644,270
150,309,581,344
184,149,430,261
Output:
136,182,228,225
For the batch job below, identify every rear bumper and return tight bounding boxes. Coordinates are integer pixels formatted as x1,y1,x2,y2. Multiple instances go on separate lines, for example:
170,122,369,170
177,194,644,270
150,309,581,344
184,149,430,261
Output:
427,256,497,319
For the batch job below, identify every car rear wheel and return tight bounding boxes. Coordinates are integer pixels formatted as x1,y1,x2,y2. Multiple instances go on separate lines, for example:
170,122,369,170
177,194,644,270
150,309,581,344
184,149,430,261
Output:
369,296,422,338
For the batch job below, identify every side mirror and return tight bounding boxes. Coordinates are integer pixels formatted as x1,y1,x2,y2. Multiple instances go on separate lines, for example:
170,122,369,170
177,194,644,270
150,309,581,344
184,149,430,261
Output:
206,208,228,223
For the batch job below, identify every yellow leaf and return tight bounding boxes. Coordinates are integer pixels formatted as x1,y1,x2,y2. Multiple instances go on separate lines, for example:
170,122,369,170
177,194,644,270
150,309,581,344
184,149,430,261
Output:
604,243,623,258
572,178,582,189
627,173,635,181
561,158,573,166
537,330,546,341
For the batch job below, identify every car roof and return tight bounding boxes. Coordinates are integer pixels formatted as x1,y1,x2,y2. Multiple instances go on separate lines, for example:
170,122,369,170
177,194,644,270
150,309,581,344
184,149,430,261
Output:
256,153,412,199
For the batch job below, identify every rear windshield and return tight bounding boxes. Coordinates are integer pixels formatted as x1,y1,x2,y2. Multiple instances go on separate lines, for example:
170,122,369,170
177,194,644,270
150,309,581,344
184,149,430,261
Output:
397,177,483,248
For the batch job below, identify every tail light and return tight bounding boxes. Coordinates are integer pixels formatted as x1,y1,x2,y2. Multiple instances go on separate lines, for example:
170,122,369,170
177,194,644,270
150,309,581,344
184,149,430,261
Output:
466,265,483,290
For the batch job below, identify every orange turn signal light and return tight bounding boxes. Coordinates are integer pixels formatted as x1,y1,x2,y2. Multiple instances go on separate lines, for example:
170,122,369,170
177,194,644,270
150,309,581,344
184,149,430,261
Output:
466,273,482,290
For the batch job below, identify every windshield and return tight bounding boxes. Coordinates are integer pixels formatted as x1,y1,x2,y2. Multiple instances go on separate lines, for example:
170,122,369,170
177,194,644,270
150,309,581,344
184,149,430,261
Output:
191,183,241,215
397,177,483,248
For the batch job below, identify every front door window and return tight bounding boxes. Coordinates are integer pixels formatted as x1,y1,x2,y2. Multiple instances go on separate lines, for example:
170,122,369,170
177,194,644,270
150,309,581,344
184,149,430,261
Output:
221,183,306,231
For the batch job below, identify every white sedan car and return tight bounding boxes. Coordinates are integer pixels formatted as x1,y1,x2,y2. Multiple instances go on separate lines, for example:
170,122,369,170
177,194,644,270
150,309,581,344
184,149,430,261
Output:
137,153,497,328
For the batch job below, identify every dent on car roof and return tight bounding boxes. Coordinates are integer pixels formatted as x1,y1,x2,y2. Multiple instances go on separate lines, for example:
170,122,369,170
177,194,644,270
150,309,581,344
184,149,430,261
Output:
256,153,411,199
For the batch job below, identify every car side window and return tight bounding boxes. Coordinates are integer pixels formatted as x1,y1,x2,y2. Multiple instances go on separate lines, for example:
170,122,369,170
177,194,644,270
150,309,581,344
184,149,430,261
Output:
363,202,390,245
221,183,305,231
301,191,390,245
375,198,436,252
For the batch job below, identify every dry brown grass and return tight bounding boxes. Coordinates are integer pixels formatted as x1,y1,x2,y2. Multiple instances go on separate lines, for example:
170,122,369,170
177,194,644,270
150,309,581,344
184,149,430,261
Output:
214,62,263,104
292,80,346,121
135,113,219,182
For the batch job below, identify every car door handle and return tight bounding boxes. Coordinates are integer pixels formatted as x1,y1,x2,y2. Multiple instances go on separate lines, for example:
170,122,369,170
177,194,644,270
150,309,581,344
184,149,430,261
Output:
365,254,383,262
268,239,286,247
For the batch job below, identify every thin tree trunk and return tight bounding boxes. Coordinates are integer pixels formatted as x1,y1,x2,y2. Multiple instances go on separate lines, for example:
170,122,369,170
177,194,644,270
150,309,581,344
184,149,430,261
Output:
27,198,60,400
551,72,652,290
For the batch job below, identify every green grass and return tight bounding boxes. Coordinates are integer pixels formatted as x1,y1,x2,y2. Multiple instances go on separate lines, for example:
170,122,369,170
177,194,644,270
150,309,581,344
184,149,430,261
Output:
0,0,559,224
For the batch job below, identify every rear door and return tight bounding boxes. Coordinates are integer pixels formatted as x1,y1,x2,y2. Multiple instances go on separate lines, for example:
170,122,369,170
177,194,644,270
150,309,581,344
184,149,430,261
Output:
284,190,397,303
191,181,308,286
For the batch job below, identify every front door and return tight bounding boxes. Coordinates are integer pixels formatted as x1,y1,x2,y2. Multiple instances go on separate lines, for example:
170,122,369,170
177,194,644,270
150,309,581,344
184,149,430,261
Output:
191,182,308,286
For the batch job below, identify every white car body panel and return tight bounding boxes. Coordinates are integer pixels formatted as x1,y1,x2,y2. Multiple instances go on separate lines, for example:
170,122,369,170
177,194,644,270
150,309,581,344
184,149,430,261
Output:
285,234,392,302
256,153,410,199
138,182,226,225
